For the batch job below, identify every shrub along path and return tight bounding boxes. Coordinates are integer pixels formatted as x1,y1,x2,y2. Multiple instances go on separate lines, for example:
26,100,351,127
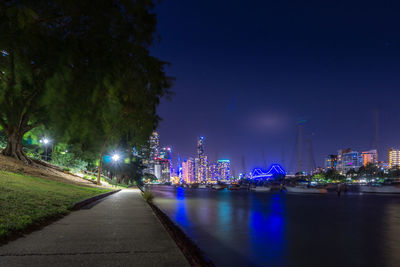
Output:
0,189,189,266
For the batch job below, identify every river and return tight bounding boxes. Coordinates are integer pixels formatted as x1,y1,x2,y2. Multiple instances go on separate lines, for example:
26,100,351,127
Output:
149,185,400,267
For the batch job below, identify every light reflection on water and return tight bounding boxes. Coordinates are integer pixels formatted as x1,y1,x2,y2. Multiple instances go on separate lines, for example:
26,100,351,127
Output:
150,186,400,267
249,193,286,265
175,187,190,228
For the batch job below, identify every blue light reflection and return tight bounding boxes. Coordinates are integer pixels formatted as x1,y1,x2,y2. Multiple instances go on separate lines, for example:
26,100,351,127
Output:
175,187,190,227
249,193,287,265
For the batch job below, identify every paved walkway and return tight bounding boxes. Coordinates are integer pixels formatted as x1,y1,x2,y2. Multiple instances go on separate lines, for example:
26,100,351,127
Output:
0,189,189,266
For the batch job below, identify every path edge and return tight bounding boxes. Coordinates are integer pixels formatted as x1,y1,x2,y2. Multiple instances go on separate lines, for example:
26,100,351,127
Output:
70,189,121,211
139,186,215,267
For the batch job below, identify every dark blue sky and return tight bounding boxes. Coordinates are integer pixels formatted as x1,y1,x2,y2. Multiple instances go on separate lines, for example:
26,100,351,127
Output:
151,0,400,173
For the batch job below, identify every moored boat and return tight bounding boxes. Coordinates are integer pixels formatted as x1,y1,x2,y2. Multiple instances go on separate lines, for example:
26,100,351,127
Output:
229,184,241,190
212,184,224,190
198,184,207,189
251,186,271,192
285,185,327,194
359,184,400,194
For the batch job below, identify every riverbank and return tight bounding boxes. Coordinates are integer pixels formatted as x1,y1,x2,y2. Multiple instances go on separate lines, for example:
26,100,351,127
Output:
147,198,214,266
0,170,112,243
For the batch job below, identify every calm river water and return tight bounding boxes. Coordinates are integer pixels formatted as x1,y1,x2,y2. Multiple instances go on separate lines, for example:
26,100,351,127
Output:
149,185,400,267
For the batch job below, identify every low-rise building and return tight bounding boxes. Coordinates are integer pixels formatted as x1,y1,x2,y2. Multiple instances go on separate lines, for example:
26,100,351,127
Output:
324,155,337,170
341,151,363,173
361,149,378,166
388,148,400,168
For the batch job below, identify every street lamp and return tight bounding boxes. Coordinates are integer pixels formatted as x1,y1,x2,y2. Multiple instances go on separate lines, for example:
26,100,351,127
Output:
40,137,51,161
112,154,120,162
111,153,121,187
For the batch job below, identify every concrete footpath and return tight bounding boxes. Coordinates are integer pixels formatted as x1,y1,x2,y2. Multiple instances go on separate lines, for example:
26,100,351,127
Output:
0,189,189,267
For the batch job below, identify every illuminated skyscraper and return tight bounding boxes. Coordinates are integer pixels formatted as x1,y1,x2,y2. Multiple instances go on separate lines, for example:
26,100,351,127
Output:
207,162,219,181
149,131,160,160
143,131,160,177
160,159,170,183
388,148,400,168
195,136,208,182
159,146,172,160
217,159,231,181
144,131,172,182
182,157,195,183
197,136,204,157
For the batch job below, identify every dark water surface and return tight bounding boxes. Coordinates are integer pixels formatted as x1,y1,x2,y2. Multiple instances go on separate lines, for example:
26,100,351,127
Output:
149,185,400,267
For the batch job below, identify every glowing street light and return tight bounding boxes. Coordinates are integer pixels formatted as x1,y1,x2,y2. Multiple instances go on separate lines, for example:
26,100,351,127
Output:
112,154,120,162
40,137,51,161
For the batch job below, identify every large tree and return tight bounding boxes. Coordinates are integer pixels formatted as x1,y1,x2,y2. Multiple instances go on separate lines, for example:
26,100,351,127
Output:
0,2,59,162
0,1,172,169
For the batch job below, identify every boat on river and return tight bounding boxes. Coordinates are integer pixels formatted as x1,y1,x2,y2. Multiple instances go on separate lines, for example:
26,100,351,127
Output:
285,185,327,194
229,184,241,190
250,186,271,192
359,184,400,194
198,184,207,189
212,184,224,190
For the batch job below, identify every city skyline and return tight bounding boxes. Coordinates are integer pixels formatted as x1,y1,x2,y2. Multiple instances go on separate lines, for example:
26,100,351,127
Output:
151,0,400,172
146,130,400,179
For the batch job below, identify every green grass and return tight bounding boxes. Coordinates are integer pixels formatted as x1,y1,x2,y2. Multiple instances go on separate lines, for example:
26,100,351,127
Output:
0,171,111,240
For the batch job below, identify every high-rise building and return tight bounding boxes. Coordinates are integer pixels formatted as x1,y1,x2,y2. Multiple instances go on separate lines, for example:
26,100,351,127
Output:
182,160,189,183
144,131,173,183
361,149,378,166
388,148,400,168
182,157,195,183
217,159,231,181
207,162,219,182
157,146,172,183
194,157,200,181
159,146,172,160
154,163,161,180
160,159,171,183
195,136,208,182
149,131,160,160
197,136,204,157
324,155,337,170
145,131,160,177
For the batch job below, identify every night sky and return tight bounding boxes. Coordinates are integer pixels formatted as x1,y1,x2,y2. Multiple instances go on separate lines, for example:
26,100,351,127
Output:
151,0,400,173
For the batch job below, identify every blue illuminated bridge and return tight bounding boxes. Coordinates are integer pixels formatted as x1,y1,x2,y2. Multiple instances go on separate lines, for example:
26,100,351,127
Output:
251,164,286,179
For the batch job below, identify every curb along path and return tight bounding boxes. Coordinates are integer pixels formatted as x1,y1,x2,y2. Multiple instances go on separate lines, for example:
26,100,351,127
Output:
0,189,189,267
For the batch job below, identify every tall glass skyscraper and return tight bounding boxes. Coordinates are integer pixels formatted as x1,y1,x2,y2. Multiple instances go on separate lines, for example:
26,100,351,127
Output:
149,131,160,160
196,136,208,182
217,159,231,181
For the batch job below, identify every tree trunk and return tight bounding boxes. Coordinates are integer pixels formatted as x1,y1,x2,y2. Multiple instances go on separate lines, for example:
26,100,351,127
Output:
96,115,123,185
2,126,31,164
97,149,105,185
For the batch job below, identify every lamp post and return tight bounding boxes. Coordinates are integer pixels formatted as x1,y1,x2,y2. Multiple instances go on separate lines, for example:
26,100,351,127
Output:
111,153,121,185
40,138,51,161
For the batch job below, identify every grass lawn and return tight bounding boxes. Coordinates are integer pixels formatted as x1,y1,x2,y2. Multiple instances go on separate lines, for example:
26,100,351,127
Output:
0,170,111,240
